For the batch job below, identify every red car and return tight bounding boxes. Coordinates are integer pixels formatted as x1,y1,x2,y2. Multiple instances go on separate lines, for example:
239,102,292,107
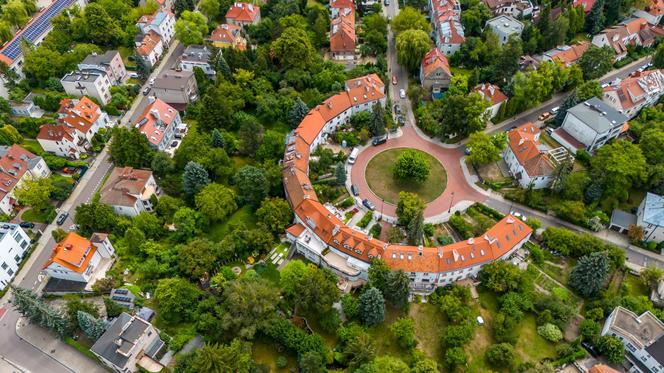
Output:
392,75,397,85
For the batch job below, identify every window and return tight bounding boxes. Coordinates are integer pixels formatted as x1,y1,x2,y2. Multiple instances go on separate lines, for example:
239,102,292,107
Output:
0,262,6,269
14,255,20,262
7,269,13,276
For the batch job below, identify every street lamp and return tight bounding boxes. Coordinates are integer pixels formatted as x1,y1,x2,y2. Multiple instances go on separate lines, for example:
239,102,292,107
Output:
448,191,455,213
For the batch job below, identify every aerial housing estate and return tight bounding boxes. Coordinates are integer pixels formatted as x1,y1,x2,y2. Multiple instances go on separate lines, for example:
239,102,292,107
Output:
329,0,356,61
602,69,664,119
283,74,533,293
134,97,185,153
0,223,31,290
0,144,50,215
591,17,664,61
429,0,465,56
135,8,175,68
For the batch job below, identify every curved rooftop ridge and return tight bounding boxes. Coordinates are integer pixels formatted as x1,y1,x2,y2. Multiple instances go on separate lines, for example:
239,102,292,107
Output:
282,74,532,274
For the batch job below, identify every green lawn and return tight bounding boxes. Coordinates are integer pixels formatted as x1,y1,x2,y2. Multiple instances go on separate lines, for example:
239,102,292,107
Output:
366,305,408,358
206,205,257,242
21,139,45,155
253,262,280,286
623,272,650,297
365,148,447,204
409,302,446,360
252,339,298,372
22,206,56,223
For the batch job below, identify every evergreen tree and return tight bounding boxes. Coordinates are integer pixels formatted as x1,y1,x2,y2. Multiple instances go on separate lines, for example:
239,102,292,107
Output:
211,129,225,148
385,270,411,309
215,54,232,81
554,92,578,126
603,0,621,25
569,252,609,298
183,161,210,198
359,287,385,326
11,286,68,338
585,0,605,34
407,210,424,245
288,98,309,129
653,43,664,69
77,311,108,341
369,103,386,137
335,162,347,186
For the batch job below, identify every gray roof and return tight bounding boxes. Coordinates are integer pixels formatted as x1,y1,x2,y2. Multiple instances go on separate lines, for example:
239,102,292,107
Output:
61,70,106,83
567,97,628,134
642,192,664,227
80,50,119,66
610,209,637,229
646,335,664,365
181,45,212,63
153,70,194,90
486,15,524,35
91,312,155,369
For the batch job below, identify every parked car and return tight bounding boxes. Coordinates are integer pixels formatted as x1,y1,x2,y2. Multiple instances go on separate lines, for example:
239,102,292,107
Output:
551,106,559,114
149,78,155,86
19,221,34,229
56,212,69,226
171,141,179,148
399,89,406,99
398,116,405,126
362,199,376,211
142,87,150,96
62,167,78,174
538,112,550,121
392,75,397,85
581,341,600,357
79,165,89,177
128,72,139,78
545,127,554,135
68,224,79,232
372,135,387,146
384,0,389,5
351,184,359,196
394,104,401,114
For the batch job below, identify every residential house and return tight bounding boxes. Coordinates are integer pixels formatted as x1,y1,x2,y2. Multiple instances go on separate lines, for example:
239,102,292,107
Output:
633,0,664,25
208,23,247,50
573,0,596,13
150,70,198,109
225,2,261,27
36,125,85,159
43,232,115,284
551,97,628,154
330,0,355,18
136,30,164,69
0,145,50,214
57,97,113,144
91,312,165,373
134,98,183,152
136,8,175,45
601,307,664,373
0,224,31,290
0,0,86,96
485,15,524,46
100,167,159,217
504,123,557,189
78,50,127,85
430,0,465,56
592,17,655,60
539,41,590,66
519,55,540,71
61,70,112,105
483,0,534,17
474,83,508,119
178,45,215,76
636,192,664,242
10,92,43,118
588,365,621,373
602,69,664,119
419,48,453,96
330,8,356,61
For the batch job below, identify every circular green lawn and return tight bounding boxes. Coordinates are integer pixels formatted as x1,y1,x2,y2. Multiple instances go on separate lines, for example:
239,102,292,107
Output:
365,148,447,205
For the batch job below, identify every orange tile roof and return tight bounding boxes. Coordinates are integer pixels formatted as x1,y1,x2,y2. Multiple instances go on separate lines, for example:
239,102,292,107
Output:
137,30,162,57
283,166,318,208
345,73,385,107
44,232,97,273
508,123,555,177
58,97,100,135
330,11,356,54
283,134,310,172
647,0,664,16
209,23,247,50
286,223,305,237
588,365,620,373
134,98,179,147
330,0,355,8
603,69,664,110
225,2,260,23
315,94,352,123
37,124,76,142
474,83,508,105
549,42,590,65
625,17,648,34
296,110,326,145
573,0,596,12
0,144,40,201
421,48,451,79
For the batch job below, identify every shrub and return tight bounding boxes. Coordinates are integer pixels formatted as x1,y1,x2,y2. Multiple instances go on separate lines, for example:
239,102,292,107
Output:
336,197,355,209
485,343,515,368
537,323,563,342
423,223,435,237
369,223,382,237
277,356,288,368
357,211,374,228
448,213,473,239
471,203,505,220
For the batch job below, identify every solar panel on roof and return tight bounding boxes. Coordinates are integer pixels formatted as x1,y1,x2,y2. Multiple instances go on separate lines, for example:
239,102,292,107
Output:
114,288,129,295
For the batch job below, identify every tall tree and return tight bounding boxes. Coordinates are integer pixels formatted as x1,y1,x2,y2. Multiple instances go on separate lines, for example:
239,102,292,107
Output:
14,177,52,211
391,6,431,35
591,140,647,200
467,131,503,165
175,10,209,45
360,287,385,326
271,27,316,69
211,129,225,148
407,210,424,245
369,103,386,137
396,191,425,226
234,166,269,208
77,311,108,341
184,341,254,373
585,0,605,34
396,29,431,73
109,127,155,168
335,162,347,186
288,98,309,129
393,150,430,183
568,252,609,298
578,46,614,80
385,270,411,308
183,161,210,198
256,197,293,236
154,277,202,323
194,183,237,222
654,43,664,69
84,3,125,46
11,286,68,337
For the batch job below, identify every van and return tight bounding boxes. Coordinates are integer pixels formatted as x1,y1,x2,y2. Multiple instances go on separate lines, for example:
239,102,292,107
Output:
348,147,359,164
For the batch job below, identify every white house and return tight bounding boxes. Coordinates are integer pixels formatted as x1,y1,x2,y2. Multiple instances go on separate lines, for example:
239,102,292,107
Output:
485,15,524,46
601,307,664,373
430,0,465,56
602,69,664,119
504,123,557,189
0,224,31,290
133,98,183,152
43,232,115,283
636,192,664,243
136,9,175,45
591,17,655,60
10,93,43,118
78,50,127,85
551,97,628,154
136,31,164,69
178,45,215,76
483,0,533,17
61,70,112,105
474,83,508,119
36,125,86,159
0,145,50,215
100,167,159,217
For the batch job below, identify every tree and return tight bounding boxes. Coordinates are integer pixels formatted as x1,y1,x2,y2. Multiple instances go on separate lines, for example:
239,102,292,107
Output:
234,166,269,208
182,340,254,373
83,3,125,46
52,228,67,243
280,260,340,315
391,6,431,35
591,140,647,200
75,202,117,236
444,347,467,370
597,335,624,364
627,224,645,242
342,327,376,369
335,162,347,186
407,210,424,245
173,207,207,242
438,93,490,138
199,0,220,20
109,127,155,168
178,239,218,279
14,177,52,211
183,161,210,198
174,0,195,16
11,286,68,337
219,278,280,339
195,183,237,222
467,131,504,165
396,29,431,73
639,128,664,164
360,287,385,326
77,311,108,341
396,191,425,226
654,43,664,69
479,261,524,294
390,317,417,349
357,356,410,372
385,270,411,309
369,103,386,137
568,251,609,298
271,27,316,69
641,266,664,290
288,98,309,129
485,343,515,368
575,80,603,101
537,323,563,342
175,10,208,45
256,197,292,236
237,113,264,156
151,152,175,178
578,46,614,80
585,0,605,34
393,150,430,183
154,277,202,323
580,319,600,341
211,129,225,148
554,92,579,126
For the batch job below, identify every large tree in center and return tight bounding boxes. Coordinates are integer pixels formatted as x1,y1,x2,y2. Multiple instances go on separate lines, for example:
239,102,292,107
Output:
396,29,431,73
568,251,609,298
391,6,431,35
271,27,317,69
393,150,430,183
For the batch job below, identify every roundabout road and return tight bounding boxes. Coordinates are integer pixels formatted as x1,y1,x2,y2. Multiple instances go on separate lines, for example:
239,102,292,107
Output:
351,126,486,219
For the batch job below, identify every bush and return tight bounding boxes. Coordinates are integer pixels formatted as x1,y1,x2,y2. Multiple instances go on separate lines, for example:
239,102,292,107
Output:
437,235,454,245
485,343,516,368
537,323,563,342
423,223,435,237
277,356,288,369
448,213,473,239
357,211,373,228
336,197,355,209
471,203,505,220
369,223,382,237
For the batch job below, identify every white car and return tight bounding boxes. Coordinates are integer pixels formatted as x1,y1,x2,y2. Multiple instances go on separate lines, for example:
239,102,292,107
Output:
149,78,155,86
399,89,406,99
551,106,559,114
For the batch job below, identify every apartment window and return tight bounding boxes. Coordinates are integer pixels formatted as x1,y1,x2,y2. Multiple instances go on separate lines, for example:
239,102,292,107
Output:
20,240,27,249
1,262,6,270
7,269,13,276
14,255,20,262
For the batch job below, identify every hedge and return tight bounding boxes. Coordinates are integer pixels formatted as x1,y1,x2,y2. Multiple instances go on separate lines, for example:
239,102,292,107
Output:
471,203,505,220
262,318,329,360
357,211,373,229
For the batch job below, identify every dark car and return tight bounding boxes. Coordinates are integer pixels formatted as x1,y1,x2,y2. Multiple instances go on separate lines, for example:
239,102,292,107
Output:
351,184,359,196
581,341,599,357
56,212,69,226
79,165,89,177
394,104,401,114
19,221,35,229
362,199,376,211
372,136,387,146
398,116,405,126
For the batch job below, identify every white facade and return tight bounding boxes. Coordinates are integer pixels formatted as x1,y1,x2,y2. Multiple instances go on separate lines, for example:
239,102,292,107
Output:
485,15,524,46
504,146,554,189
37,127,86,159
137,10,175,45
44,250,101,283
61,71,112,105
0,224,31,290
557,112,623,153
109,175,159,218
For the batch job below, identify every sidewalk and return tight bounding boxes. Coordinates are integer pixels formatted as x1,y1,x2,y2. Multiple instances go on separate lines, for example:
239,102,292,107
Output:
15,317,107,373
